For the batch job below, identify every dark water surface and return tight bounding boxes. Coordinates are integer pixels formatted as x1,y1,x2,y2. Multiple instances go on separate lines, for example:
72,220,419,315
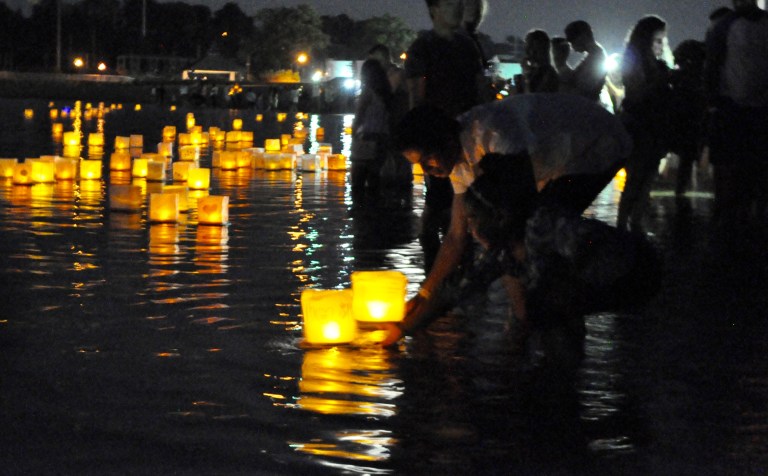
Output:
1,98,767,475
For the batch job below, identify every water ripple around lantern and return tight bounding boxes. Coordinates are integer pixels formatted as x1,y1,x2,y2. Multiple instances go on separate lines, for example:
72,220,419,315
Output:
2,98,767,475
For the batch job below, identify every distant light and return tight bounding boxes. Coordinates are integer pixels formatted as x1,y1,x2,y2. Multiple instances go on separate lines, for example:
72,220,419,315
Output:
343,78,357,90
73,57,84,68
311,70,323,82
97,62,107,72
297,53,309,65
221,31,228,37
604,53,621,73
400,52,407,61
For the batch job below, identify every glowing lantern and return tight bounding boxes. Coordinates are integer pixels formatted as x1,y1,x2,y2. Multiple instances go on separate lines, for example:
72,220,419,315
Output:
279,153,295,170
146,160,166,182
240,131,253,145
54,158,78,180
0,158,18,178
226,131,241,143
62,145,81,158
264,138,281,152
263,153,282,170
172,162,192,182
132,158,148,178
300,289,356,345
316,127,325,139
109,184,142,211
88,132,104,148
79,159,102,180
218,151,237,170
129,135,143,150
326,154,347,171
52,123,63,138
114,136,130,150
186,113,195,131
177,133,192,147
300,154,320,172
280,134,291,146
190,130,203,146
24,109,34,119
50,109,59,120
236,151,251,168
351,270,407,322
244,148,264,169
214,129,226,143
63,131,80,147
157,142,173,159
110,151,132,171
163,184,189,212
255,114,263,122
149,193,179,223
294,129,307,141
277,112,287,122
317,144,333,155
12,163,33,185
412,163,424,175
197,195,229,225
134,104,142,111
30,160,55,183
162,126,176,142
178,145,200,162
187,167,210,190
232,118,243,130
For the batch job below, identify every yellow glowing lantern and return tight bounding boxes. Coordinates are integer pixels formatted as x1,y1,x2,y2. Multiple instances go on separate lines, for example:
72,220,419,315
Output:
51,122,64,138
197,195,229,225
240,131,253,144
162,126,176,142
300,289,357,345
177,133,192,147
110,151,132,171
245,148,264,169
109,184,142,211
88,132,104,148
316,127,325,140
186,112,195,131
236,151,251,168
169,105,176,112
226,131,241,143
129,134,143,150
326,154,346,171
265,138,281,152
134,104,142,111
50,109,59,120
255,114,263,122
220,151,239,170
280,153,295,170
412,162,424,176
146,160,166,182
132,158,149,178
54,158,77,180
190,130,203,146
277,112,287,122
30,160,55,183
163,184,189,212
263,153,282,170
24,109,34,119
0,158,18,178
79,159,102,180
12,162,33,185
280,134,291,146
300,154,320,172
172,162,192,182
149,193,179,223
178,145,199,162
187,167,210,190
157,141,173,159
63,131,80,147
232,118,243,131
114,136,130,150
351,270,407,322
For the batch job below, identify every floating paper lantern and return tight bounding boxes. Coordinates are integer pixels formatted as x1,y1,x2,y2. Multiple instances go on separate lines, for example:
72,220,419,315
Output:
149,192,179,223
177,133,192,147
186,113,195,131
0,158,18,178
277,112,287,122
300,289,356,345
79,159,102,180
226,131,241,143
50,109,59,120
114,136,130,150
146,160,166,182
63,131,80,147
263,153,282,170
51,123,63,138
132,158,148,178
162,184,189,212
12,162,33,185
24,109,34,119
240,131,253,144
280,134,291,146
157,142,173,159
162,126,176,142
62,145,81,158
218,151,238,170
255,114,263,122
172,162,192,182
197,195,229,225
316,127,325,140
264,138,281,152
300,154,320,172
190,130,203,146
236,151,251,168
178,145,200,162
326,154,347,171
232,118,243,131
412,163,424,175
129,134,143,149
54,158,77,180
187,167,210,190
245,148,265,169
109,184,142,211
30,159,55,183
110,151,132,171
351,270,407,322
280,153,296,170
88,132,104,148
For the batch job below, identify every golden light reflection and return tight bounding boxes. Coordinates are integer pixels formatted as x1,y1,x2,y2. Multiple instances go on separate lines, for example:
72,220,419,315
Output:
613,167,627,192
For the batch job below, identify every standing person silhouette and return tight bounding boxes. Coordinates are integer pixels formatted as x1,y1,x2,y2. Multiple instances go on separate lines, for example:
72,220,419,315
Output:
616,15,672,232
405,0,485,273
551,37,574,91
521,29,560,93
564,20,608,102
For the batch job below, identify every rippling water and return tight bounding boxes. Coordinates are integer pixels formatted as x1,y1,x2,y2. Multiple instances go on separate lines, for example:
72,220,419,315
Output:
1,98,767,475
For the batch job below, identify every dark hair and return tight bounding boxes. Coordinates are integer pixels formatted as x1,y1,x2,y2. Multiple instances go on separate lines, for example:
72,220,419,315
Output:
623,15,666,79
368,43,391,59
395,104,461,157
551,37,571,63
709,6,732,21
360,58,392,104
525,29,553,66
464,152,537,244
564,20,593,42
673,39,705,70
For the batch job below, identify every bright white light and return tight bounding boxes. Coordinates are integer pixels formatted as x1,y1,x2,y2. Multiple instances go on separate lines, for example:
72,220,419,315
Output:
604,53,621,73
343,78,357,90
97,62,107,72
311,70,323,82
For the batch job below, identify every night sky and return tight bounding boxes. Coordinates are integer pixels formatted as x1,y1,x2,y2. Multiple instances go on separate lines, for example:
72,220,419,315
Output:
12,0,740,53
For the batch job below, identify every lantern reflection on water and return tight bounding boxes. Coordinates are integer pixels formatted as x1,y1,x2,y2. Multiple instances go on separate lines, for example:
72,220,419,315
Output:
114,136,130,150
197,195,228,225
109,184,142,211
351,271,407,322
149,193,179,223
88,133,104,148
300,289,356,345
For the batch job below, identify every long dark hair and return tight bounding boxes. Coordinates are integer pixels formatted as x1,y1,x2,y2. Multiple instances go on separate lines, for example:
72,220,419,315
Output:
360,58,392,107
623,15,666,78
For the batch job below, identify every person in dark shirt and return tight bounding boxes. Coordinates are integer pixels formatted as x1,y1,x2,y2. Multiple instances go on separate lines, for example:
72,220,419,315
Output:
522,29,559,93
564,20,608,102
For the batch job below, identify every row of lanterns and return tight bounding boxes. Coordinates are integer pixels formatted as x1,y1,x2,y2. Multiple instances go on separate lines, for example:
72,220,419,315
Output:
300,270,407,346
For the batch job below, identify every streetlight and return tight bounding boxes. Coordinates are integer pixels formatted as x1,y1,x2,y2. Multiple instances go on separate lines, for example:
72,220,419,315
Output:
97,62,107,72
73,57,85,69
296,52,309,65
